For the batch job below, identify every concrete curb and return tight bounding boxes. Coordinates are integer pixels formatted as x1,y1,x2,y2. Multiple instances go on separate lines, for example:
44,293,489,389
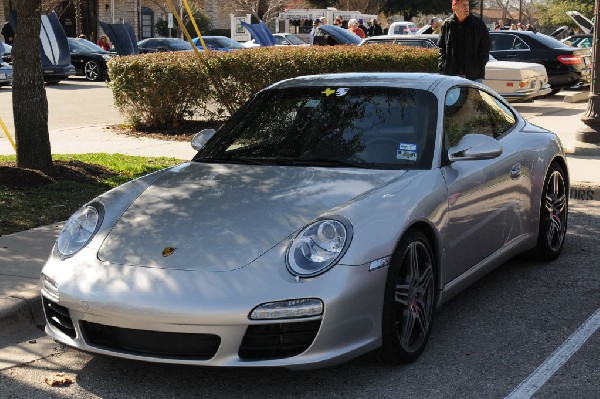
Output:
0,289,44,336
563,91,589,103
570,182,600,202
565,143,600,156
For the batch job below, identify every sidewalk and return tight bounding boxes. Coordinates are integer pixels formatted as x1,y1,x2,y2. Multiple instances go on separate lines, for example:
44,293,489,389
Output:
1,94,600,336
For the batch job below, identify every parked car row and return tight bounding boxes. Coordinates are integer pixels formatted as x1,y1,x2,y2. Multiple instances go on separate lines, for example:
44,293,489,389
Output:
1,18,592,102
361,34,552,102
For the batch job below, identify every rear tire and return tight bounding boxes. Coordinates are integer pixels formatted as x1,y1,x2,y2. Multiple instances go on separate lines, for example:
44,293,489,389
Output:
530,163,568,260
379,230,436,364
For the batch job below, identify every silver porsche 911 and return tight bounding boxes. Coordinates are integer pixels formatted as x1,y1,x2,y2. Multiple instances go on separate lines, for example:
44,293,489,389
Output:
41,73,568,369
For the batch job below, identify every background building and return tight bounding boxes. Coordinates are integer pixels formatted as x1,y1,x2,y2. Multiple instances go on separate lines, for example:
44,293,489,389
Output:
0,0,231,44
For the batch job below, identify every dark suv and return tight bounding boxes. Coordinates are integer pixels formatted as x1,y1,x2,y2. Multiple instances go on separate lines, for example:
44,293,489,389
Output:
490,30,591,93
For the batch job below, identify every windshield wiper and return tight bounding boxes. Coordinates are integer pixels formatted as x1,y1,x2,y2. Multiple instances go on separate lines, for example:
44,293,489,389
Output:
194,157,268,165
284,158,375,168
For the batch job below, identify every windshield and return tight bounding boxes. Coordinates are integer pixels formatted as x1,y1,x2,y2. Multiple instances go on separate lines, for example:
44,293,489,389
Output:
166,40,193,50
283,34,306,45
195,87,437,170
69,38,108,53
204,37,245,49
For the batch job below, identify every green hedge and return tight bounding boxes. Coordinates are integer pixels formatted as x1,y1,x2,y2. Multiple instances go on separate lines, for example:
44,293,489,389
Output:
108,45,438,128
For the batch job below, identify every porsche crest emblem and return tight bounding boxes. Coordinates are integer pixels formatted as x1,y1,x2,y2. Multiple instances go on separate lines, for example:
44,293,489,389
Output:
162,247,177,257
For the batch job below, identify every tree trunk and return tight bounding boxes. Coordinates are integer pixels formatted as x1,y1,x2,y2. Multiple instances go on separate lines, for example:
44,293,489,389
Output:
13,0,52,170
75,0,83,36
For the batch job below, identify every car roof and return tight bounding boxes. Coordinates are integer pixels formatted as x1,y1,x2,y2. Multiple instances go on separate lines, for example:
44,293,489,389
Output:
265,72,454,92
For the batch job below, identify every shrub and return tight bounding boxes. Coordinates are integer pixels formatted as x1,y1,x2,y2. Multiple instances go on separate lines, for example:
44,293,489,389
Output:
108,45,438,128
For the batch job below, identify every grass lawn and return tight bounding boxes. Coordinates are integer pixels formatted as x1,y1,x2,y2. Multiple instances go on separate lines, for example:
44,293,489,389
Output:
0,153,182,236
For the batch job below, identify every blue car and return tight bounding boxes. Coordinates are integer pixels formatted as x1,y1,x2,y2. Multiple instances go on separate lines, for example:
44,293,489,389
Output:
192,36,245,51
0,62,12,87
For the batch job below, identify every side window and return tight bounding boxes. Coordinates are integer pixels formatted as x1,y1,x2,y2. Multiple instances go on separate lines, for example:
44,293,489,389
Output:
491,34,512,51
512,36,529,50
444,87,516,147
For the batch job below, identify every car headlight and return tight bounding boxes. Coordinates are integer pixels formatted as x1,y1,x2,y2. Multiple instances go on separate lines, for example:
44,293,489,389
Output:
286,218,352,277
56,203,103,258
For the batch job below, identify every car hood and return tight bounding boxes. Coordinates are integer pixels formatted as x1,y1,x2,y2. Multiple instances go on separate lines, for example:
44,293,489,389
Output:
318,25,362,45
98,162,405,271
567,11,593,34
487,60,547,79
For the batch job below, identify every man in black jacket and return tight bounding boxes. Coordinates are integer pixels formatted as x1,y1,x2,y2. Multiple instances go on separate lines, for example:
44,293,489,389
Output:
438,0,491,82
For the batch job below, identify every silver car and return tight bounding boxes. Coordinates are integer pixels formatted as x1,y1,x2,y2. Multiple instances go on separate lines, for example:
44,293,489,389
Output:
41,73,568,369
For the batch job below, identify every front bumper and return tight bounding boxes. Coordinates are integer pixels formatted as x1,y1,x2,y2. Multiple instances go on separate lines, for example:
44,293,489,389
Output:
43,64,76,80
41,247,389,369
500,84,552,102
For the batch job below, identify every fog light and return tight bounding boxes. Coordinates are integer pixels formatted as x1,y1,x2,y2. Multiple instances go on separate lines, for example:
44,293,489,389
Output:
41,273,59,302
250,298,323,320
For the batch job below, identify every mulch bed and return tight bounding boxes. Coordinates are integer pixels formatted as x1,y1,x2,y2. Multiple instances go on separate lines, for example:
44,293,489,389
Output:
2,120,224,189
0,160,115,189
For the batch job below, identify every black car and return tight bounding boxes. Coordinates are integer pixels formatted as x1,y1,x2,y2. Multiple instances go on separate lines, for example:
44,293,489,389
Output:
489,31,591,92
68,38,114,81
137,38,193,53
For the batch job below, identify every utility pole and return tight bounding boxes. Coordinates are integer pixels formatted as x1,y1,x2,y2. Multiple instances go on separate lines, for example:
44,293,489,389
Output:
576,1,600,145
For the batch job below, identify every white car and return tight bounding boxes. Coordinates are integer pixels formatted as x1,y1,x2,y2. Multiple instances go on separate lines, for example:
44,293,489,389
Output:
486,55,551,102
387,21,417,35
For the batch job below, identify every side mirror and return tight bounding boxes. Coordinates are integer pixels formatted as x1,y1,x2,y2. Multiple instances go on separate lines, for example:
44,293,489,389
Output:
191,128,216,151
448,133,502,162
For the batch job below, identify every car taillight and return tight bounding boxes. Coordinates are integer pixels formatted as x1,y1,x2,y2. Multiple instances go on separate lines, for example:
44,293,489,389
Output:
557,54,583,65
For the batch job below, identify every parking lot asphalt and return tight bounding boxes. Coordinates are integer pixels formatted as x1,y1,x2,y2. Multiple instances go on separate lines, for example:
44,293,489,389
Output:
0,87,599,340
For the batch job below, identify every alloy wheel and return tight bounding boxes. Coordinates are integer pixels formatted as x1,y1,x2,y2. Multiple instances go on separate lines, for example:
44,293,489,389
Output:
84,61,101,81
394,240,435,353
543,169,567,252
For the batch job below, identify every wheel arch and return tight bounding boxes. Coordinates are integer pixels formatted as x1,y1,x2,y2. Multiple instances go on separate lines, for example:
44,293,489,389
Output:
550,155,569,188
393,221,443,293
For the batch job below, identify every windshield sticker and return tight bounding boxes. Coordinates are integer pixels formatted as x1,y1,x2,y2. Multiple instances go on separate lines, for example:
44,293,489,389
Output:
321,88,350,97
397,143,418,161
304,99,321,108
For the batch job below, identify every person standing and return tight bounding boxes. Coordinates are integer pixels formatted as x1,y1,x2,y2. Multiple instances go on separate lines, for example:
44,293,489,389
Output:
347,19,366,39
309,18,321,45
357,19,368,37
438,0,491,83
368,18,383,36
1,21,14,44
97,34,111,50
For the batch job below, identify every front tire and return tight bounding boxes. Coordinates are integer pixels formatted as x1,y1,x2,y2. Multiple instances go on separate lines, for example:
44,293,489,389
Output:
84,60,103,81
531,163,568,260
380,230,436,364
